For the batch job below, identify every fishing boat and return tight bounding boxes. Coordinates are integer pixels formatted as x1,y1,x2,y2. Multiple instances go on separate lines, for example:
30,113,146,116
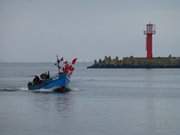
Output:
27,57,77,92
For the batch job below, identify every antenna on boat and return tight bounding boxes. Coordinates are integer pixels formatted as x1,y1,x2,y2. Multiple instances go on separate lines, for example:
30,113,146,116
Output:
55,55,60,73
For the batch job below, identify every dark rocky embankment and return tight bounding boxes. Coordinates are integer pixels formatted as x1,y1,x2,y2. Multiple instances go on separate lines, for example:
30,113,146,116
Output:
88,56,180,68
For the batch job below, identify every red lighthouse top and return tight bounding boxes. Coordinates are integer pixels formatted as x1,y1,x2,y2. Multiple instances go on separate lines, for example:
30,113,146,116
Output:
144,23,156,59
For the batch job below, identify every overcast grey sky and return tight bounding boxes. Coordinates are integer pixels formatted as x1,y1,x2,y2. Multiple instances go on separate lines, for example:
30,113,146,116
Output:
0,0,179,62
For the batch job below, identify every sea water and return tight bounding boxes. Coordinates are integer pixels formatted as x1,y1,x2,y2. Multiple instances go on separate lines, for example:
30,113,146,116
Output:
0,63,180,135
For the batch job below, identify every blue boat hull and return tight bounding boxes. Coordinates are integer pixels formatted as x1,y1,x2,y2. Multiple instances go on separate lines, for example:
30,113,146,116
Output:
28,73,70,92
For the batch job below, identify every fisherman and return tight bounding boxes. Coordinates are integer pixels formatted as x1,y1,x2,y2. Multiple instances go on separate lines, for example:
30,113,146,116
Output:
40,71,50,81
33,75,41,85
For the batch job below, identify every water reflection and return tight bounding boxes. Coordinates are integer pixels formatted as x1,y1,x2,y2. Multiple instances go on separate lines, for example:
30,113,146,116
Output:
31,92,74,115
144,70,156,134
54,93,74,113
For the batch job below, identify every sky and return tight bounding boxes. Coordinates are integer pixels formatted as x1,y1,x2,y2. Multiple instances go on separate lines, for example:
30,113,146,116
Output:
0,0,180,62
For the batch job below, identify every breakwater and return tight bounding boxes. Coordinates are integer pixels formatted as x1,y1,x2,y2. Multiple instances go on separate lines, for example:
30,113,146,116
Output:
88,56,180,68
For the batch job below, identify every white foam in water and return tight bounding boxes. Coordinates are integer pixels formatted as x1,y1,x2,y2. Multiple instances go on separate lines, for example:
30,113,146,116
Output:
0,88,15,91
71,87,80,91
19,87,29,91
36,88,55,92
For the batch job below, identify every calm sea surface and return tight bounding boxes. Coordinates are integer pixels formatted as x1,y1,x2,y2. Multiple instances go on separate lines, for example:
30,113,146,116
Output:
0,63,180,135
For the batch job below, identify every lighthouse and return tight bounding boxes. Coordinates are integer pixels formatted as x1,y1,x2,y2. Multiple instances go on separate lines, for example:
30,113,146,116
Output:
144,23,156,59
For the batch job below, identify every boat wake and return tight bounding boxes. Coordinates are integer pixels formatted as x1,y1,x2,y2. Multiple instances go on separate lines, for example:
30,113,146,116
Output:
33,88,55,92
0,86,79,93
71,87,81,91
19,87,29,91
0,87,28,92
